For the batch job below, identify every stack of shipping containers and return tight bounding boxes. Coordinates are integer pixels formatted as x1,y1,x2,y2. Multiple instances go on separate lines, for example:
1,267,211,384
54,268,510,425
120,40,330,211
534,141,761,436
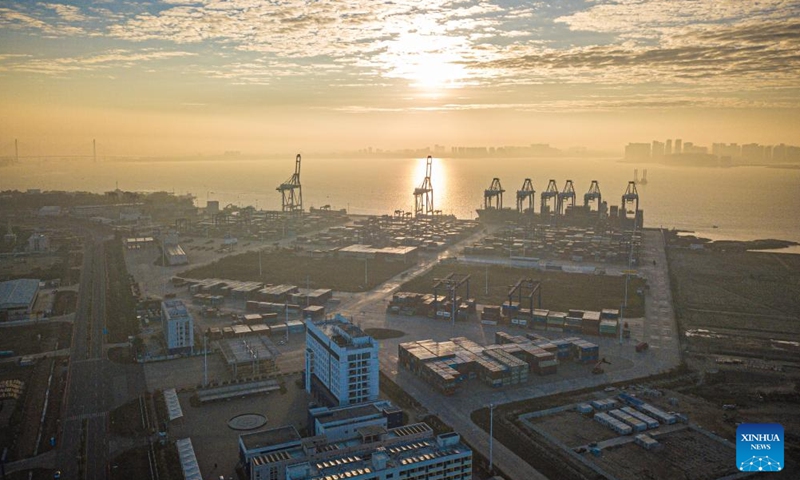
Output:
571,339,600,364
399,332,605,391
581,311,601,336
564,309,584,334
600,309,620,337
532,309,549,330
546,311,566,332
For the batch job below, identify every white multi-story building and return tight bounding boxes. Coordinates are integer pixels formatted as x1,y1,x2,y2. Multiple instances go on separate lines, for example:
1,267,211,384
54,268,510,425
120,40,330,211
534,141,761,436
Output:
305,315,379,407
240,423,472,480
161,299,194,355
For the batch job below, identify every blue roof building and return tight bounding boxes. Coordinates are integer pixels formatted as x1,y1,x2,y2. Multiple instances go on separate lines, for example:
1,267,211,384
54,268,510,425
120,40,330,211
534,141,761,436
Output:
0,279,40,321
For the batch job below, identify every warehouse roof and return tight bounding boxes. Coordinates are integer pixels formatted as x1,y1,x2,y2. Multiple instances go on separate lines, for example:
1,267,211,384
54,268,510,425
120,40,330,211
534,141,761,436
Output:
0,279,40,310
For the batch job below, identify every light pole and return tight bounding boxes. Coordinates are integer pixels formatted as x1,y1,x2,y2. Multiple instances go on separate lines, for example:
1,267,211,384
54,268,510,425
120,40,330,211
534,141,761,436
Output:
485,265,489,296
489,403,495,473
203,332,208,387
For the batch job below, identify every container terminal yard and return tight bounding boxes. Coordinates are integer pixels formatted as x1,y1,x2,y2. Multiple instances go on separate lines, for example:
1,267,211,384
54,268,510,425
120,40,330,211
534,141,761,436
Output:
2,153,797,480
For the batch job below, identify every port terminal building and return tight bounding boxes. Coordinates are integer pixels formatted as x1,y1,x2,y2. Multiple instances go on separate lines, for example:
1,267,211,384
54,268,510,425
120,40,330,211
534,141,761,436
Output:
305,315,379,407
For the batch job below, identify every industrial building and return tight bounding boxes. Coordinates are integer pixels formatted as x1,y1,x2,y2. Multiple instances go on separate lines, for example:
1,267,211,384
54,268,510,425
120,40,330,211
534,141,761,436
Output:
26,233,49,252
305,315,379,407
0,278,40,321
239,423,472,480
338,244,419,262
161,299,195,355
216,336,280,378
308,400,403,441
164,244,188,266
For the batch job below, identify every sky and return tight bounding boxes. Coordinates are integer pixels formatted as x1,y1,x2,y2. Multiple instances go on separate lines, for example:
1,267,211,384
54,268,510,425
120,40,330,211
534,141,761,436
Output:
1,0,799,156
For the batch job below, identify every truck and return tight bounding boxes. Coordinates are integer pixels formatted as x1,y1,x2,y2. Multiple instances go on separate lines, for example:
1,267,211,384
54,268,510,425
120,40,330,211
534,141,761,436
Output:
635,342,649,353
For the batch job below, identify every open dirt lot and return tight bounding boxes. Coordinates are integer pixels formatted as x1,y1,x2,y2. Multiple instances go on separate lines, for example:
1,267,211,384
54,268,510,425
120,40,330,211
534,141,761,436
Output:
399,264,647,317
531,410,621,446
590,429,736,480
667,247,800,359
179,249,413,292
0,323,72,356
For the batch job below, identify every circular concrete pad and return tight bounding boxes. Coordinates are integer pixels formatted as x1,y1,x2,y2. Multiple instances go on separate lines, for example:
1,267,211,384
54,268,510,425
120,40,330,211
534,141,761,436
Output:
228,413,267,431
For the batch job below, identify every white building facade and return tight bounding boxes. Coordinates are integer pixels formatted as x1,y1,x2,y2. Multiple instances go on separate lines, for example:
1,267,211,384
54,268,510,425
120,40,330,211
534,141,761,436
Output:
161,299,194,355
305,315,379,407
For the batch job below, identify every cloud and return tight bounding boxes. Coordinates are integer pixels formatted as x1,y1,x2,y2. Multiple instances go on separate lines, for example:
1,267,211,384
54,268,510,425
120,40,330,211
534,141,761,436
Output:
0,5,86,36
555,0,800,39
0,0,799,111
0,49,196,76
40,3,87,22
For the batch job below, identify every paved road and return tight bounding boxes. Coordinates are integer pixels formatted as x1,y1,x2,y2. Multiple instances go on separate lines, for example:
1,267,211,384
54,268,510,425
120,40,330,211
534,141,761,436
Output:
637,229,681,370
330,227,683,480
58,238,110,479
53,235,147,479
332,228,553,479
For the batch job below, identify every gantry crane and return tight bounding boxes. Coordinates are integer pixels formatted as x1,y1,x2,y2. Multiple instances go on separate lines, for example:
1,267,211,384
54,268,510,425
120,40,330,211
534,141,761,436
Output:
516,178,535,213
508,278,542,312
433,273,471,322
414,155,434,217
540,179,558,216
277,154,303,213
557,180,576,215
622,181,639,220
484,178,505,209
584,180,602,215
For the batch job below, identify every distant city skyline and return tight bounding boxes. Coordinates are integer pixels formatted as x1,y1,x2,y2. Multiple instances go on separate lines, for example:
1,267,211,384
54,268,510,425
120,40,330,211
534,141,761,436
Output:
1,1,799,155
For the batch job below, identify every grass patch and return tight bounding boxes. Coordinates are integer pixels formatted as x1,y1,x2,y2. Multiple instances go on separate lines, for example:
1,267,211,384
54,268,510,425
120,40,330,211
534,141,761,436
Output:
105,236,138,343
52,290,77,316
399,264,646,317
110,398,145,437
0,323,72,356
179,250,412,292
108,346,135,364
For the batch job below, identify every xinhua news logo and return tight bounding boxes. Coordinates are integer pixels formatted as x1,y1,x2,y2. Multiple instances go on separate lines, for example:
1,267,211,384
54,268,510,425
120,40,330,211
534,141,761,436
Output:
736,423,783,472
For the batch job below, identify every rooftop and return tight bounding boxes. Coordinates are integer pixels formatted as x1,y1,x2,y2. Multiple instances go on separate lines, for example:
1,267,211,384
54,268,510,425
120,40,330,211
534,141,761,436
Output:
339,244,417,256
162,299,190,319
218,336,280,366
0,279,40,310
309,315,375,350
241,425,302,452
312,401,391,427
283,429,468,480
249,422,443,469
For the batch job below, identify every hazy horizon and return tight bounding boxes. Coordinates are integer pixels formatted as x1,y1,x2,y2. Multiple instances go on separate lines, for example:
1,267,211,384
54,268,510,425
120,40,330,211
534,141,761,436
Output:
2,1,799,156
